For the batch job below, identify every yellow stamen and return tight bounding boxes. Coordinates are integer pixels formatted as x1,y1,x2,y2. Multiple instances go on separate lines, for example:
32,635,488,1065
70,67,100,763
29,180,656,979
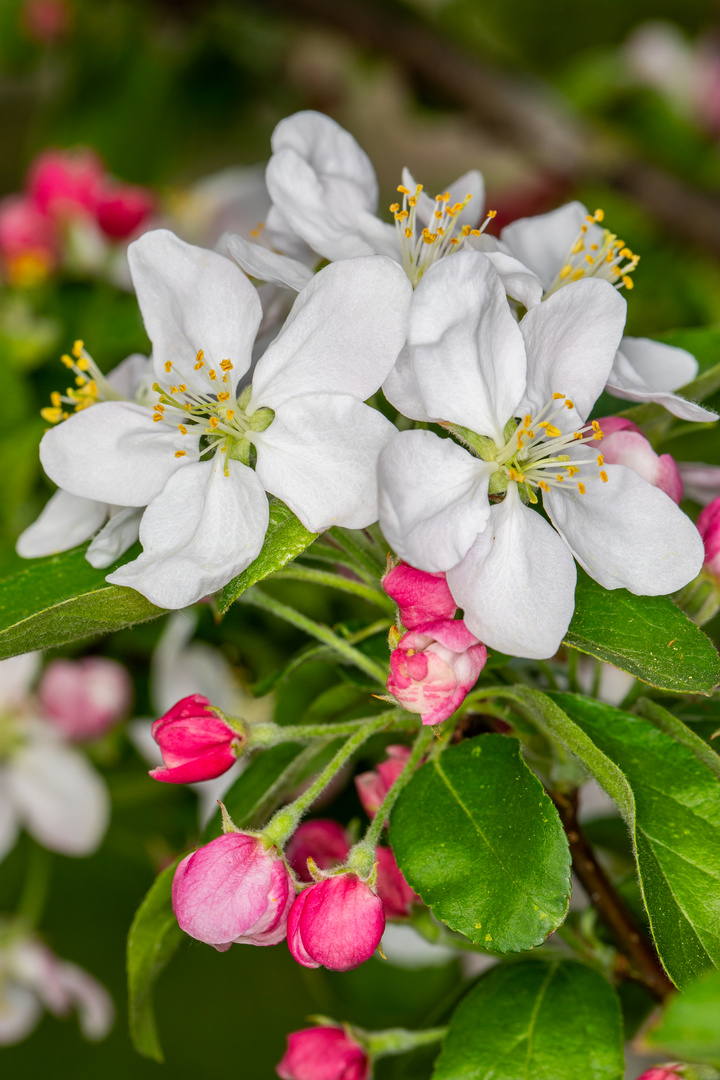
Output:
72,339,84,359
578,482,586,494
164,360,173,373
600,471,608,482
175,450,186,458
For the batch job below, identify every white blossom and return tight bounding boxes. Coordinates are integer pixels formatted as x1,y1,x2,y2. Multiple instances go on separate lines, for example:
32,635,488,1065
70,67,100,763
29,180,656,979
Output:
379,253,704,659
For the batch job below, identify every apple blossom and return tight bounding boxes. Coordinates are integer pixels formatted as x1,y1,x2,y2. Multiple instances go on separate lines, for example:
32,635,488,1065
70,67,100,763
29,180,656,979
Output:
172,831,294,950
38,230,411,608
286,819,351,882
287,872,385,971
277,1025,370,1080
387,619,487,725
0,923,114,1045
355,746,412,819
149,694,247,784
0,653,110,863
382,563,457,629
379,252,704,659
38,656,132,740
595,416,683,503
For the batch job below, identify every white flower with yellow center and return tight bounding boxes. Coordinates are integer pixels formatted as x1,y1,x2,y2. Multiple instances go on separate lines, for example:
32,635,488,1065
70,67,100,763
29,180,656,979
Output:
481,200,717,422
38,230,411,609
378,253,704,659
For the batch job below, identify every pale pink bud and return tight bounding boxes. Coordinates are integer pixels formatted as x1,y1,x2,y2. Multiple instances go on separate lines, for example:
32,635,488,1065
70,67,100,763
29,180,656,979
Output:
387,619,487,726
354,745,411,818
94,184,155,239
149,694,245,783
38,657,132,740
596,416,682,503
382,563,457,629
286,820,350,883
375,845,418,920
287,874,385,971
277,1026,370,1080
698,495,720,581
28,149,105,221
635,1068,683,1080
0,195,58,281
172,832,293,950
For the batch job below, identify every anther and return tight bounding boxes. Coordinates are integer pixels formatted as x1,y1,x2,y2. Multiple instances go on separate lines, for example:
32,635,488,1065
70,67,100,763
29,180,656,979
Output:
164,360,173,373
72,339,84,358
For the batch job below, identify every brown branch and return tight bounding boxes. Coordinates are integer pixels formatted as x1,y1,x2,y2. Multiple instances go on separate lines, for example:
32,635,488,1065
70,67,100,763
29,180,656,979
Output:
553,789,675,1002
250,0,720,258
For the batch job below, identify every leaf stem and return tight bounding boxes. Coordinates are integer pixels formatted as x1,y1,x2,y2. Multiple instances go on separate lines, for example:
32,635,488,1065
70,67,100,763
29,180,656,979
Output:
17,842,51,929
328,526,385,583
271,565,394,611
262,714,396,846
238,587,389,685
249,713,419,748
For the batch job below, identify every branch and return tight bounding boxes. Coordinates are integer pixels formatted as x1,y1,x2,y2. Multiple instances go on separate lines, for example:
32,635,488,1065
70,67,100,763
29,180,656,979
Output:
553,789,674,1002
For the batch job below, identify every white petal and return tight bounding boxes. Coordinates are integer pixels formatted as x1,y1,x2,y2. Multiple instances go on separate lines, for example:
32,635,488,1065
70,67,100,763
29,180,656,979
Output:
85,507,143,569
107,457,269,608
0,780,19,863
544,465,705,594
128,229,260,385
378,429,494,572
16,489,109,559
407,252,527,443
382,344,434,422
500,201,589,291
40,402,192,507
254,395,395,531
225,233,314,291
9,738,110,855
105,352,151,397
151,610,238,714
250,257,412,409
0,984,41,1045
607,341,717,422
519,278,627,423
0,654,42,710
447,483,577,659
482,251,544,309
266,111,379,261
55,963,114,1040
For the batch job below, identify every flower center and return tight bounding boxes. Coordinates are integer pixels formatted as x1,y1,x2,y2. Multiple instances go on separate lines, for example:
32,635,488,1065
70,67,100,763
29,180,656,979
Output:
544,209,640,298
389,183,496,287
152,351,274,474
494,393,608,502
40,339,124,425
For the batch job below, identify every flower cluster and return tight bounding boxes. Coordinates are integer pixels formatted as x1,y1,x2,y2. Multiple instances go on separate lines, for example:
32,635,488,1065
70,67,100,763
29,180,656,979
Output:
0,149,154,286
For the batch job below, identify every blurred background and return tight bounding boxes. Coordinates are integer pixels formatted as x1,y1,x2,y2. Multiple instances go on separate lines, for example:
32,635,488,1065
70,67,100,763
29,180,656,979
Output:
1,0,719,1074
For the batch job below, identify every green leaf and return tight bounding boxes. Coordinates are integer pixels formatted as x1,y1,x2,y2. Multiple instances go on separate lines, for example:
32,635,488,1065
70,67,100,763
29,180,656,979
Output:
564,570,720,695
645,968,720,1067
389,734,571,952
635,697,720,781
432,957,623,1080
219,501,318,613
516,688,720,989
127,858,184,1063
0,543,163,659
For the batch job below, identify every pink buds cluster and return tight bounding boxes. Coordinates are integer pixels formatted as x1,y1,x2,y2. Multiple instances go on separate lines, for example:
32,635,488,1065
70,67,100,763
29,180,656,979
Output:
149,694,246,784
277,1025,370,1080
383,563,487,725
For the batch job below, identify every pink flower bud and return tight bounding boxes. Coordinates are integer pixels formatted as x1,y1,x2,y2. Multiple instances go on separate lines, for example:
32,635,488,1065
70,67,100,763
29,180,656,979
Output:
698,495,720,581
596,417,682,503
287,873,385,971
635,1068,683,1080
0,195,58,283
38,657,132,740
28,149,105,221
286,820,351,882
149,694,245,783
387,619,487,726
277,1026,370,1080
94,184,155,239
354,745,411,818
382,563,457,629
172,832,294,950
375,845,418,920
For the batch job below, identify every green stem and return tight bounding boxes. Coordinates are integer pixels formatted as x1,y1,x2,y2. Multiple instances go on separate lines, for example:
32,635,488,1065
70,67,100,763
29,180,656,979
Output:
262,714,396,846
271,565,394,611
239,587,389,685
249,714,419,748
328,526,385,582
17,843,51,928
365,1025,447,1059
349,725,434,875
